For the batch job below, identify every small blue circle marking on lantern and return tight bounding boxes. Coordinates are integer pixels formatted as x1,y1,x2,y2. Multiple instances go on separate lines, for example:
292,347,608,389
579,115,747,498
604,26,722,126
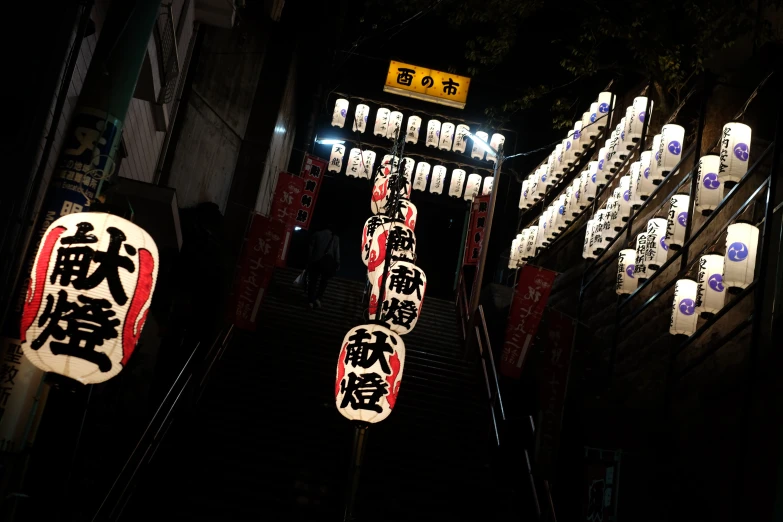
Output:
644,167,650,179
727,242,748,262
660,237,669,251
677,212,688,227
566,141,571,150
703,173,720,190
708,273,724,292
590,113,597,123
656,150,662,161
575,190,580,200
668,141,682,155
591,173,597,183
621,131,625,140
599,103,609,113
679,298,696,316
574,130,581,139
559,205,565,215
598,159,604,170
734,143,749,161
542,174,547,182
639,111,646,123
623,190,630,202
340,109,346,117
626,264,635,278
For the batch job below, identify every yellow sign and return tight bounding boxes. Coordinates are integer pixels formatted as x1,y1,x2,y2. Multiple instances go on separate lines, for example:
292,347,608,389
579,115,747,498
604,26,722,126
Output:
383,60,471,109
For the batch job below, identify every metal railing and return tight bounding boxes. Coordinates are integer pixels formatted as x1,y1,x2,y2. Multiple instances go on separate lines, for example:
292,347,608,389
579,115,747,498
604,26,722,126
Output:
154,4,179,105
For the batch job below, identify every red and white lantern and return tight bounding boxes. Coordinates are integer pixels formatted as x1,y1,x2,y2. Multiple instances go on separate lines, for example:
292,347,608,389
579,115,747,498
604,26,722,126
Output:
362,216,389,266
379,261,427,335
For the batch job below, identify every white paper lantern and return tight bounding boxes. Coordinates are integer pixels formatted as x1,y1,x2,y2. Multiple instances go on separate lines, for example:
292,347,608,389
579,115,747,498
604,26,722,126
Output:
509,237,522,268
449,169,466,198
610,121,625,169
580,111,592,149
537,212,549,247
361,150,376,179
605,197,620,237
616,249,638,295
453,124,470,153
585,102,600,142
584,161,598,201
525,226,539,258
617,176,632,223
519,180,530,209
594,209,611,248
658,124,685,178
527,172,539,203
649,134,664,184
426,119,441,148
571,122,584,159
405,115,422,144
723,222,759,290
335,323,405,423
471,131,489,160
362,216,390,266
413,162,431,192
596,147,609,184
379,260,427,335
367,222,416,277
628,161,642,208
665,194,690,249
580,168,595,205
380,155,399,176
694,155,723,215
634,232,650,280
374,108,391,137
596,92,615,129
627,96,651,145
401,157,415,182
570,177,583,217
487,133,506,164
482,176,494,196
345,148,364,178
554,194,568,231
562,132,576,168
328,143,345,172
719,122,752,184
696,254,726,317
371,174,410,215
21,212,159,384
619,107,634,157
646,218,669,270
387,111,404,140
332,98,349,128
583,219,597,260
391,200,418,230
430,166,447,194
670,279,698,336
439,122,455,151
638,151,654,201
352,104,369,133
515,230,528,262
464,173,482,201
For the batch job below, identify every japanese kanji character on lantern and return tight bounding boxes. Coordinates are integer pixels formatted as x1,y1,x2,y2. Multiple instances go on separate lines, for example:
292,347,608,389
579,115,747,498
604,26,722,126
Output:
20,212,159,384
362,216,389,266
371,174,411,215
380,261,426,335
335,323,405,423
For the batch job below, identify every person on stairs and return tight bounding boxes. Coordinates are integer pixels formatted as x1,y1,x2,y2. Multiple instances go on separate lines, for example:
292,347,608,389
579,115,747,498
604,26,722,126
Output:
307,224,340,309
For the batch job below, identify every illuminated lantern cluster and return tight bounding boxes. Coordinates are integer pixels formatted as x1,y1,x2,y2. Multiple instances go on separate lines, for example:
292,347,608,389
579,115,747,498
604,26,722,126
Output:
21,212,159,384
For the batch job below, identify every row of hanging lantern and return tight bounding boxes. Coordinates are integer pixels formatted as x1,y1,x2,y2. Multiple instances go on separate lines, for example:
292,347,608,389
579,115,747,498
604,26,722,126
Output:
328,143,494,201
330,98,505,161
336,153,430,424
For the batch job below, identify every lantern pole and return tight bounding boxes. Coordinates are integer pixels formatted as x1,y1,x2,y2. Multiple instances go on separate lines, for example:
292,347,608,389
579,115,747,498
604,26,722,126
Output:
343,422,369,522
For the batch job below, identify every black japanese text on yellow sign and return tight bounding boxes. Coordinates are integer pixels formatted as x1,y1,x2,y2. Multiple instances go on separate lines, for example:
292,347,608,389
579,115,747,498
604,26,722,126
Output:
383,60,470,109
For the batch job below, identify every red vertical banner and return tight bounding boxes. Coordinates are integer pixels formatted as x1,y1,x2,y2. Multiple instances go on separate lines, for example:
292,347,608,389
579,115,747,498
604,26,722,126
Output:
293,154,327,231
230,214,285,331
269,172,305,267
463,195,489,266
535,309,576,478
500,265,557,378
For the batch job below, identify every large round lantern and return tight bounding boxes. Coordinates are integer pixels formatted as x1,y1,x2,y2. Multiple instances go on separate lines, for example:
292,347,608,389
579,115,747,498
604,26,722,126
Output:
723,222,759,291
332,98,349,128
345,148,364,178
361,150,376,179
374,108,391,137
482,176,494,196
353,103,369,133
380,155,399,176
634,232,650,281
488,133,506,163
453,124,470,153
638,150,654,201
335,323,405,423
392,200,418,230
328,143,345,173
696,254,726,318
616,249,637,295
583,219,597,260
464,173,482,201
367,222,416,275
21,212,159,384
658,124,685,177
387,111,404,140
430,166,447,194
439,122,455,151
596,91,615,129
405,115,421,144
471,131,489,160
665,194,690,249
426,119,441,148
362,216,389,266
413,162,431,192
371,174,410,215
646,218,669,270
695,155,723,215
519,180,530,209
719,122,752,185
449,169,467,198
670,279,698,336
379,261,427,335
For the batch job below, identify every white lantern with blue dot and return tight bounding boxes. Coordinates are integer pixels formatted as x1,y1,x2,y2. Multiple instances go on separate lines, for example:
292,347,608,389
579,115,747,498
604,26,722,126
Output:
723,222,758,291
718,122,752,185
696,254,726,317
670,279,699,336
695,155,723,215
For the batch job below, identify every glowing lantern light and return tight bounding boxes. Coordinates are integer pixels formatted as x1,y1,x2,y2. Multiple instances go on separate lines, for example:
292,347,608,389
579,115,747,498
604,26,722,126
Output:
584,161,598,201
519,180,530,209
658,124,685,178
616,249,638,295
430,166,447,195
562,132,576,169
570,177,583,216
406,115,422,144
374,108,391,137
581,167,596,204
371,174,410,215
719,122,752,185
610,120,625,170
646,218,669,270
571,122,584,159
590,212,606,255
464,173,482,201
413,162,431,192
537,212,549,247
723,222,758,291
367,222,416,288
629,161,643,208
345,148,364,178
694,155,723,215
401,157,415,182
583,219,597,260
638,150,654,201
353,104,369,133
527,172,539,203
670,279,698,336
627,96,651,146
619,107,634,156
524,226,539,258
596,147,610,185
605,196,619,238
596,92,615,129
453,124,470,153
471,131,489,160
509,237,522,268
362,216,389,266
585,102,600,142
387,111,404,140
379,261,427,335
426,119,441,148
328,143,345,172
488,133,505,164
648,134,664,185
332,98,349,128
617,176,632,224
361,150,376,179
580,111,592,148
482,176,494,196
594,209,611,248
21,212,159,384
634,232,650,281
553,194,567,231
380,155,399,176
696,254,726,318
449,169,466,198
335,323,405,423
439,122,455,151
665,195,690,249
393,200,418,230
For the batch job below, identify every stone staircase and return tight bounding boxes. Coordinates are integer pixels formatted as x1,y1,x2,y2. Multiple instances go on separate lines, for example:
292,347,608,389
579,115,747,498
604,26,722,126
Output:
123,268,496,521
